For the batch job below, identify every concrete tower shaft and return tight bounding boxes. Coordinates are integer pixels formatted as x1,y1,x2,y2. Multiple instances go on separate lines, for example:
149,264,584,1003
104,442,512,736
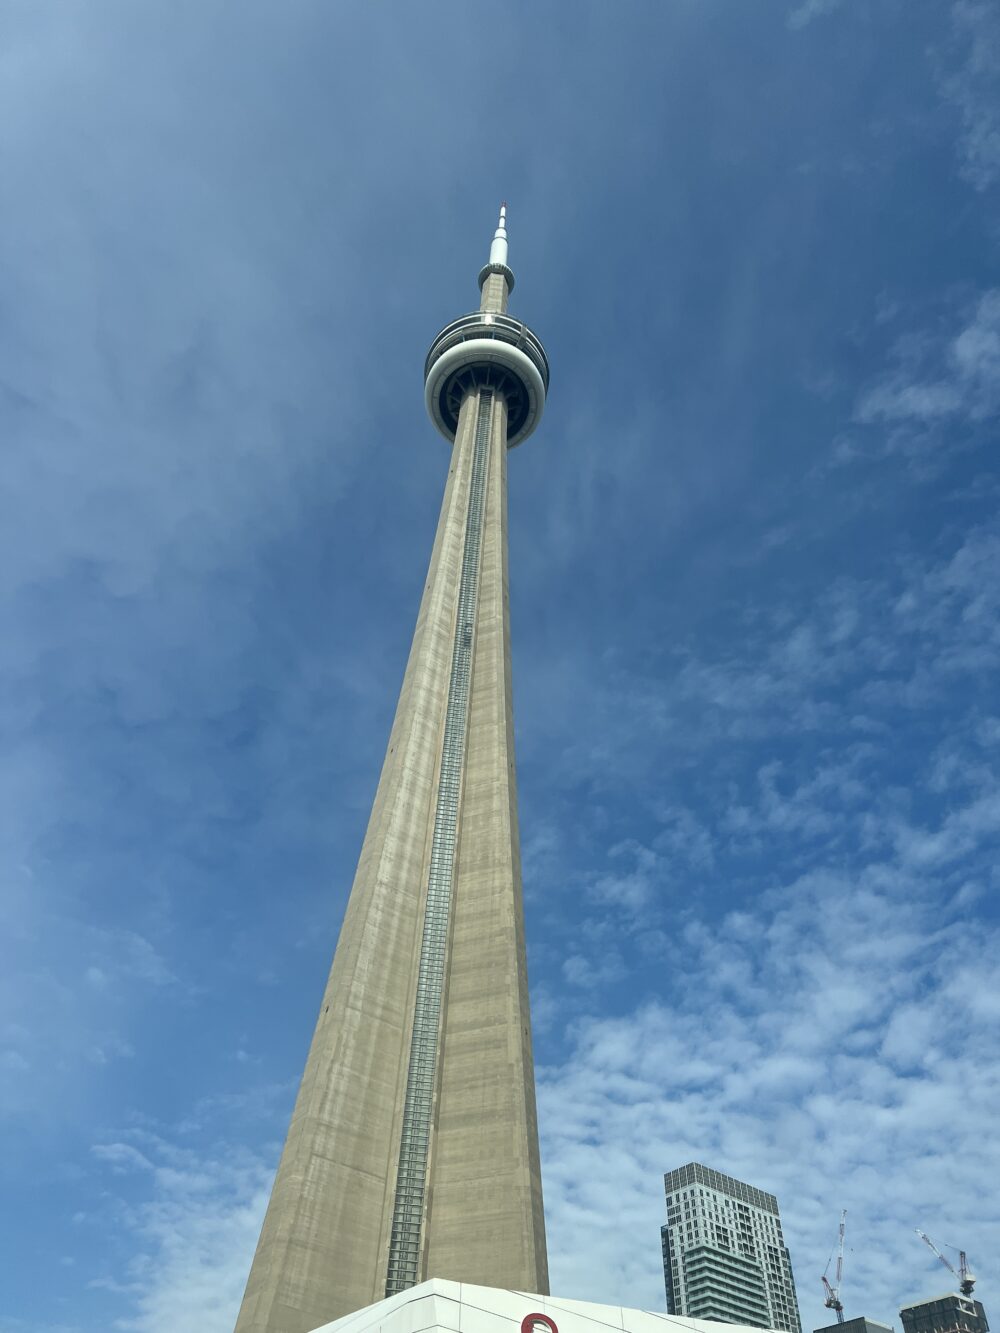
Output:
234,210,549,1333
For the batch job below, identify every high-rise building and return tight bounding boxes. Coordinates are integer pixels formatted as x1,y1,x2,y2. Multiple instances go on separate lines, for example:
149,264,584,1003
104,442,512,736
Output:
235,209,550,1333
900,1295,989,1333
661,1163,802,1333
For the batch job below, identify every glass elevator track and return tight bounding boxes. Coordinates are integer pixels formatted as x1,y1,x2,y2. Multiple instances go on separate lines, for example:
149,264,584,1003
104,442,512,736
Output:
384,389,494,1296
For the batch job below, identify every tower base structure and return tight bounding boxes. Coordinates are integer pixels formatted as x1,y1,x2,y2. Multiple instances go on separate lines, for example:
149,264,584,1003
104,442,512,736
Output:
307,1279,787,1333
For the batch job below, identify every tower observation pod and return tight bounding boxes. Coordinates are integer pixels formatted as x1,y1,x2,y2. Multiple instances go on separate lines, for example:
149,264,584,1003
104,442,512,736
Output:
425,206,549,447
234,208,550,1333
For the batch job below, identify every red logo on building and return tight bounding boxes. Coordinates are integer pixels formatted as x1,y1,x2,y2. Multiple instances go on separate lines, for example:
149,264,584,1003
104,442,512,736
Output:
521,1316,559,1333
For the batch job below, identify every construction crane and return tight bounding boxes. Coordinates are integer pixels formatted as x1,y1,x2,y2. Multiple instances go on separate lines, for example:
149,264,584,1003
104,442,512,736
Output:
822,1210,848,1324
916,1229,976,1297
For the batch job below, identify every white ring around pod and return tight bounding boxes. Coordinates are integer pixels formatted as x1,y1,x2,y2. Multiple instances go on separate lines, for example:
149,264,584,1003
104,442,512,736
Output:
424,338,546,448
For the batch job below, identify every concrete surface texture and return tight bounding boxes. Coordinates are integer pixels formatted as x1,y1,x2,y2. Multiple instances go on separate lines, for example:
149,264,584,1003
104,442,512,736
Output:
234,255,547,1332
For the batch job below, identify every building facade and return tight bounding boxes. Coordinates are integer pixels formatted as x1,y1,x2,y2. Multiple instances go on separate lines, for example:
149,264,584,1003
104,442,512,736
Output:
900,1295,989,1333
661,1163,802,1333
311,1278,789,1333
234,209,549,1333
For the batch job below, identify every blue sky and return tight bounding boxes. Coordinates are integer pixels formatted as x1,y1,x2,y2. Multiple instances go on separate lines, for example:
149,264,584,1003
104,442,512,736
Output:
2,2,999,1330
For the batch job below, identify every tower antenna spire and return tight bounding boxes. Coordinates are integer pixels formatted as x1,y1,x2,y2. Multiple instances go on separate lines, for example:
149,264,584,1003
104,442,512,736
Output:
489,201,508,268
479,201,516,298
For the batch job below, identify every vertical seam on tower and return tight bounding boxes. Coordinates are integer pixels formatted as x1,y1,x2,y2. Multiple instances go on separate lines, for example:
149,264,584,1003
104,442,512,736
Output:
384,389,494,1297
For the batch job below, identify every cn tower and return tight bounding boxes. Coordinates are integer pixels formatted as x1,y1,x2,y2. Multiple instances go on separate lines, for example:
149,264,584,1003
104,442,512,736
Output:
235,208,550,1333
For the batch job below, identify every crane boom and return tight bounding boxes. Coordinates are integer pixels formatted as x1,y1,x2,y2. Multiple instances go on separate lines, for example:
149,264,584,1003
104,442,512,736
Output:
835,1211,846,1286
917,1229,957,1278
915,1229,976,1296
822,1211,847,1323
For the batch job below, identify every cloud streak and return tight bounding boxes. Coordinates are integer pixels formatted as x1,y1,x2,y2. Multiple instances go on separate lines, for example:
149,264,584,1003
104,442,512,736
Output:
939,2,1000,190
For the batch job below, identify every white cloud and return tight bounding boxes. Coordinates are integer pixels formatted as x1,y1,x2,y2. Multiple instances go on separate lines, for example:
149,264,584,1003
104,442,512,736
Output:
90,1132,271,1333
652,808,716,872
92,1142,154,1174
856,290,1000,426
0,882,180,1120
590,841,667,914
563,951,626,989
539,868,1000,1328
940,1,1000,190
787,0,844,31
519,517,1000,1327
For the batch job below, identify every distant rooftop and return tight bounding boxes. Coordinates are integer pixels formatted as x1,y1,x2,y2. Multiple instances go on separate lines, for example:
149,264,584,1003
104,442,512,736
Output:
901,1296,979,1312
813,1317,895,1333
663,1162,779,1215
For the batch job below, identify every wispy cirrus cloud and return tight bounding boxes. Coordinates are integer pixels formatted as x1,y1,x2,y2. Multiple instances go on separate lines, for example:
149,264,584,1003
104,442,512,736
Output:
787,0,844,31
89,1131,272,1333
856,290,1000,426
939,1,1000,190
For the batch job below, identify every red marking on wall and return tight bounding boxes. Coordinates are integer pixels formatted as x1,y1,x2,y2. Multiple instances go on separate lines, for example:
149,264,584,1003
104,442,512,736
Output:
521,1315,558,1333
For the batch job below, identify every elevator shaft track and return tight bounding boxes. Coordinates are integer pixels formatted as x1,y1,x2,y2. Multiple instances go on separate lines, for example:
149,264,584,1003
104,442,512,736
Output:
384,390,495,1296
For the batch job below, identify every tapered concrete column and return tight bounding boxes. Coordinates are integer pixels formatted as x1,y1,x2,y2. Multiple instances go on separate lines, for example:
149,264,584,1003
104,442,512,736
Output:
423,391,547,1292
235,208,549,1333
